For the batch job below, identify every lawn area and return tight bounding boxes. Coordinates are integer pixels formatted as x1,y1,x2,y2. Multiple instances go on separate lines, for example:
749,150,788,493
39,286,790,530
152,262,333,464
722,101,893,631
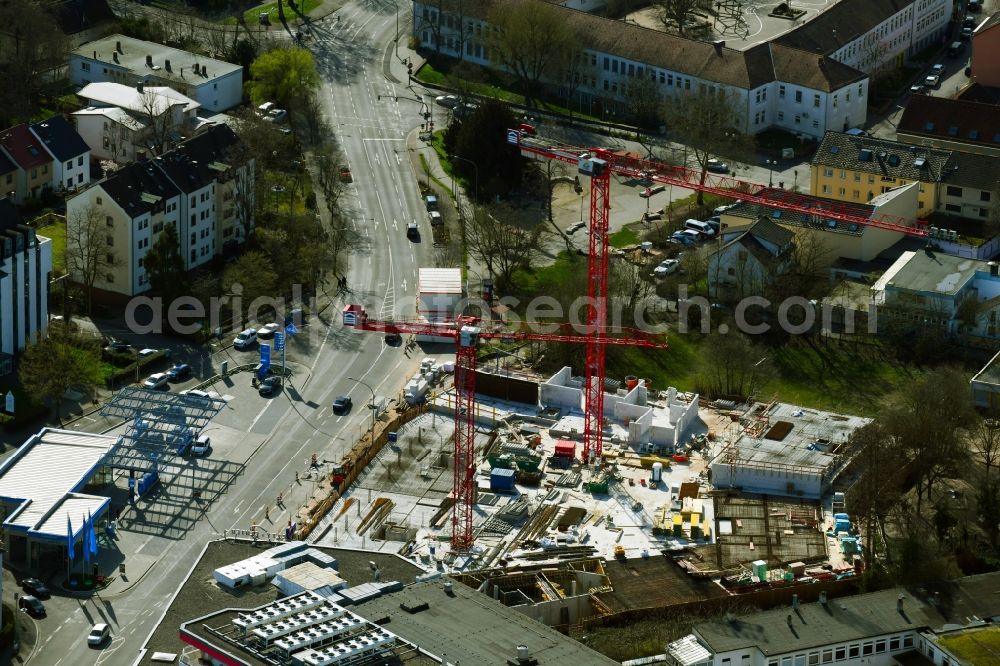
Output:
937,627,1000,665
609,225,641,248
36,221,67,275
224,0,319,25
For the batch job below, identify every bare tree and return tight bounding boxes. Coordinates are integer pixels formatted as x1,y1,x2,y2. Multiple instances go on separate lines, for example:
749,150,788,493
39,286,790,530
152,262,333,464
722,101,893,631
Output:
973,416,1000,478
66,205,120,313
466,204,548,291
653,0,711,37
661,88,754,204
487,0,578,106
0,1,70,126
138,88,174,156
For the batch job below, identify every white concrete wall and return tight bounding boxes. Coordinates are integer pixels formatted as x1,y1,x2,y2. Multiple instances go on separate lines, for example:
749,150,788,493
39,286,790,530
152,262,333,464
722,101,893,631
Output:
540,367,582,411
0,232,51,354
187,68,243,112
710,458,823,498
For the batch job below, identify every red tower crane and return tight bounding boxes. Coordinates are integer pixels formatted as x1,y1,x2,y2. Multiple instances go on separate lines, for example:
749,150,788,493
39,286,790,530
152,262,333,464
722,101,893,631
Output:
506,129,931,461
341,305,664,551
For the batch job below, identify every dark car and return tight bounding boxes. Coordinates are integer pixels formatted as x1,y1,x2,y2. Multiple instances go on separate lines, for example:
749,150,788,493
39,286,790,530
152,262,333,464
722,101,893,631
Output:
385,333,402,346
103,337,131,354
258,376,283,397
167,363,192,381
332,395,353,414
21,578,49,599
18,595,45,618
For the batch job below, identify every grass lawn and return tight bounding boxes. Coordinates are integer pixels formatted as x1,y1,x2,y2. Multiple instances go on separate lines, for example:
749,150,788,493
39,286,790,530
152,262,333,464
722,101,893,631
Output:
609,225,641,248
936,627,1000,665
36,221,66,275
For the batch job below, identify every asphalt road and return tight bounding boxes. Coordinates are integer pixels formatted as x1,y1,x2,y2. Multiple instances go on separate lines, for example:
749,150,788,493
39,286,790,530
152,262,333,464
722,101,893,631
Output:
28,2,437,664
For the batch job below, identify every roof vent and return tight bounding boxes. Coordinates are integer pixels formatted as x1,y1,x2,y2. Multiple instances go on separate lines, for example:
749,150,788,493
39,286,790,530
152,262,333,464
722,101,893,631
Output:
887,154,900,167
897,594,905,612
165,59,171,72
830,145,840,154
878,151,888,160
914,157,927,168
146,54,153,67
858,149,873,162
116,40,122,53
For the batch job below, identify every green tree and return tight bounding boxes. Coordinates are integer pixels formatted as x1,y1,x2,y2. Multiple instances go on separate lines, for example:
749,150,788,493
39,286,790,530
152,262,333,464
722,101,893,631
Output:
144,223,187,304
248,47,319,107
19,336,102,423
445,100,525,200
486,0,578,106
223,250,279,322
660,88,754,205
653,0,711,37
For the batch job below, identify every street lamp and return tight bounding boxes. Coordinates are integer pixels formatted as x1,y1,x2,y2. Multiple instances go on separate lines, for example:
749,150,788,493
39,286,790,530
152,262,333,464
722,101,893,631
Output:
347,376,376,439
393,0,400,60
765,159,778,188
449,154,479,202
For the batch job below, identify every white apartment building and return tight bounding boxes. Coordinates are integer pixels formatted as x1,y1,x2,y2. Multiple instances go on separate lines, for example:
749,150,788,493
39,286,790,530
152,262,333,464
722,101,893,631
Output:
69,34,243,112
28,116,91,193
65,125,249,298
413,0,950,139
0,199,52,373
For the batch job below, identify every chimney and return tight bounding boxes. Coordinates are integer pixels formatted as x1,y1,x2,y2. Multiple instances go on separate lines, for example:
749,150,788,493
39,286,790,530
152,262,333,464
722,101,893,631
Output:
137,81,144,94
93,50,97,59
113,52,119,63
990,261,998,277
897,594,905,612
180,67,185,78
145,54,153,68
786,614,793,629
136,149,147,162
819,591,828,606
165,59,171,72
713,40,725,55
116,40,122,53
792,594,799,609
516,645,530,664
201,65,207,77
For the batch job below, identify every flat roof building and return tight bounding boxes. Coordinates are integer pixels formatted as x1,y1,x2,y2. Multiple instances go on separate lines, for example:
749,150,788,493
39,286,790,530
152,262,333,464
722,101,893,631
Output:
70,34,243,112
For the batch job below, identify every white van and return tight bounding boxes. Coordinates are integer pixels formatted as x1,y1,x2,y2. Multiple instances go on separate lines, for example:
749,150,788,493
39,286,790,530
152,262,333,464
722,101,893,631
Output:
684,219,716,237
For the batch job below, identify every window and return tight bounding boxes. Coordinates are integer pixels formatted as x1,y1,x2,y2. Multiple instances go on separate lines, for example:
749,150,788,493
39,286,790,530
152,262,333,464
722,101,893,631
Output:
795,115,801,124
779,85,786,98
875,640,886,653
838,187,846,196
603,57,609,71
30,168,37,178
65,160,72,169
612,60,618,74
190,196,196,206
945,203,961,212
903,636,914,648
868,175,875,183
81,62,91,71
821,649,832,663
824,168,834,177
795,90,802,103
106,273,113,283
853,190,860,199
78,156,84,166
813,94,821,108
191,214,196,225
106,253,114,263
839,170,847,179
97,196,102,205
833,95,838,109
982,191,992,202
191,233,197,245
106,235,114,246
778,111,784,121
66,179,73,189
947,185,963,197
190,249,196,262
822,184,830,194
812,120,819,129
153,222,163,233
848,645,859,658
854,173,861,182
42,164,47,174
835,647,846,660
890,638,901,651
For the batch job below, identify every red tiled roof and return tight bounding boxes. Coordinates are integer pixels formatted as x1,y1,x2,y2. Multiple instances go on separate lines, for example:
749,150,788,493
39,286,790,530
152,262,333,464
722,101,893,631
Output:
0,124,53,170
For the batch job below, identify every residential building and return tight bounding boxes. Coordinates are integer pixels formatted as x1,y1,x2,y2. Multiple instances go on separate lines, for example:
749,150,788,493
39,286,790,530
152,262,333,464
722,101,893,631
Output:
69,34,243,112
775,0,951,74
0,198,52,373
74,81,200,158
971,349,1000,409
0,124,54,204
707,217,795,300
0,152,15,201
413,0,951,138
717,184,918,263
29,115,91,193
670,571,1000,666
811,132,1000,224
871,250,1000,339
412,0,869,138
65,125,250,298
896,94,1000,157
971,11,1000,87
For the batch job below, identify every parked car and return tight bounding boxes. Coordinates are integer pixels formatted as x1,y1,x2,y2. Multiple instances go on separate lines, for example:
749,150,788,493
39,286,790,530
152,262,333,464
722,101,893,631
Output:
258,376,283,397
233,328,258,350
184,389,211,399
669,230,696,246
268,109,288,122
653,259,680,277
191,434,211,456
87,623,110,647
168,363,192,381
385,333,402,345
103,337,130,354
567,221,587,234
257,322,281,339
332,395,353,414
257,101,276,116
961,26,973,39
909,83,925,94
931,63,946,74
143,373,170,390
964,15,977,27
20,578,49,599
968,0,982,13
435,95,459,108
19,595,45,618
705,158,729,174
924,73,940,87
